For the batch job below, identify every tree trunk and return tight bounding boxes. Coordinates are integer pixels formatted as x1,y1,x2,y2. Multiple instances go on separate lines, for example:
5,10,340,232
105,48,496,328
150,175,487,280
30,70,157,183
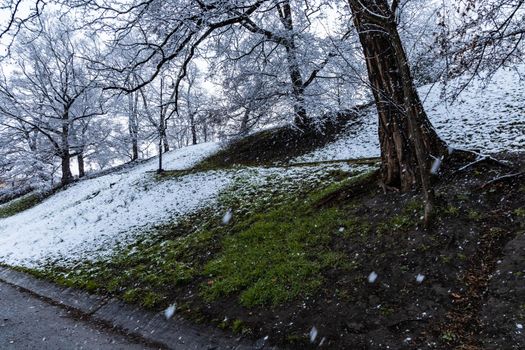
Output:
163,131,170,152
77,153,85,178
190,114,198,145
348,0,446,192
239,109,250,135
60,111,73,185
131,139,139,161
128,93,140,161
277,1,309,129
61,152,72,185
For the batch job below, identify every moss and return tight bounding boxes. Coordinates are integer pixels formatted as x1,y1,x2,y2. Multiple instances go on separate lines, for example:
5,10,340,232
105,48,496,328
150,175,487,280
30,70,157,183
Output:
467,209,482,221
231,319,244,334
142,291,165,309
444,205,460,217
122,288,141,303
441,330,458,342
337,218,371,239
198,172,376,307
377,213,414,235
0,193,43,218
308,170,378,208
380,306,395,317
201,206,339,306
457,253,467,261
514,208,525,218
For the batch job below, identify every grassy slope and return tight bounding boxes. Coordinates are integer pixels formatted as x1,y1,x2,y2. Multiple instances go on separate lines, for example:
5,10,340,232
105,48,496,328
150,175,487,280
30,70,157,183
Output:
0,192,46,218
5,126,525,349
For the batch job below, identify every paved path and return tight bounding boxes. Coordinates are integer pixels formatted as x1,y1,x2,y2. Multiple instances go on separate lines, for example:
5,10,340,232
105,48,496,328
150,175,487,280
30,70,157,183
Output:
0,281,159,349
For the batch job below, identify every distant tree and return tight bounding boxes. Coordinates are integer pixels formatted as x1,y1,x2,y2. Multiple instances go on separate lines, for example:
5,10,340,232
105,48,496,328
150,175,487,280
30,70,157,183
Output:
0,15,105,185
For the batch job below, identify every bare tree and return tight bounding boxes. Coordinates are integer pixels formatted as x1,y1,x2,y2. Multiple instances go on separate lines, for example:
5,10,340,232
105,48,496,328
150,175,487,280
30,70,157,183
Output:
0,15,104,184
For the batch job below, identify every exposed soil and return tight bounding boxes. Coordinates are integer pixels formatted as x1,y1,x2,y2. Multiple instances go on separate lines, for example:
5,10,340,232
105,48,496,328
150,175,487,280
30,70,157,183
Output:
180,152,525,349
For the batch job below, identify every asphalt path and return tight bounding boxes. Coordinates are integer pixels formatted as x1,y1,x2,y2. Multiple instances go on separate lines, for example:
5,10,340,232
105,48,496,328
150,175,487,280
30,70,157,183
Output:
0,281,159,349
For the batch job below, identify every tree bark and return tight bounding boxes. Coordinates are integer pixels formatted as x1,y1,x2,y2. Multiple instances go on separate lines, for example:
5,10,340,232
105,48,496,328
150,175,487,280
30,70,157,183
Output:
348,0,446,193
60,111,73,185
60,152,72,185
239,109,250,135
277,1,309,129
163,131,170,152
128,87,140,161
77,153,85,178
190,114,198,145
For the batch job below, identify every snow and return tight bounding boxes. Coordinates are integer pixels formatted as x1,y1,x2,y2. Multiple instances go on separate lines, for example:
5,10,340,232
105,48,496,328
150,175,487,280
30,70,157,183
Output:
368,271,378,283
309,326,318,343
3,64,521,269
222,209,233,225
416,274,425,283
294,64,525,163
0,142,227,267
0,142,370,267
164,304,177,320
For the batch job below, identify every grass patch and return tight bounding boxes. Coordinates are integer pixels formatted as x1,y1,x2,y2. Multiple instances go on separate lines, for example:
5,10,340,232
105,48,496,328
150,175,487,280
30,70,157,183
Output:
201,206,345,307
0,192,44,218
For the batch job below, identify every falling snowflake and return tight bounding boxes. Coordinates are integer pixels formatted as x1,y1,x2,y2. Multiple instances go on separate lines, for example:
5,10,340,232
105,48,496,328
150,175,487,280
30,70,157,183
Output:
164,303,177,320
222,209,233,224
430,157,442,175
517,323,523,330
368,271,378,283
416,274,425,283
310,326,318,343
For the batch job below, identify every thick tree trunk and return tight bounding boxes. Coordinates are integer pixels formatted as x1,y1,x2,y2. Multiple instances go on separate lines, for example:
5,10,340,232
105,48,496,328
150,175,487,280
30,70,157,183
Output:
77,153,85,178
349,0,446,192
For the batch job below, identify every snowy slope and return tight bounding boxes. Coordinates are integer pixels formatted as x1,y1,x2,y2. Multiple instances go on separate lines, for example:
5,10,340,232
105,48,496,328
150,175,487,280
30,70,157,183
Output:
294,64,525,163
0,140,367,267
0,143,228,267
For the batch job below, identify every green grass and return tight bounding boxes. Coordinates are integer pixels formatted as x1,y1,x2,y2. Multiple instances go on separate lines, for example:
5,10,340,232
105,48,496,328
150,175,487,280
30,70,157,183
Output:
27,165,372,311
0,193,43,218
201,206,347,307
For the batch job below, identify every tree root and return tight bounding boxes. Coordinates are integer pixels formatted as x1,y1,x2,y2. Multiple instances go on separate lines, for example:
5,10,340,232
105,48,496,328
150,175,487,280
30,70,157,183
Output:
453,151,512,174
479,172,525,190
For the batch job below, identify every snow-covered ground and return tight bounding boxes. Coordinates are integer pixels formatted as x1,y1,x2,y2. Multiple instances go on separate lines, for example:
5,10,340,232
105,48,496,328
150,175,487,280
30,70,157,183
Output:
0,140,366,267
0,143,229,267
294,64,525,163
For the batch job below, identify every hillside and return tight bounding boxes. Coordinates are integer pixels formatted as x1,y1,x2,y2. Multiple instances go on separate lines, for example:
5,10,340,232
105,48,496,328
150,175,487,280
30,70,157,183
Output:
294,64,525,163
0,64,524,349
